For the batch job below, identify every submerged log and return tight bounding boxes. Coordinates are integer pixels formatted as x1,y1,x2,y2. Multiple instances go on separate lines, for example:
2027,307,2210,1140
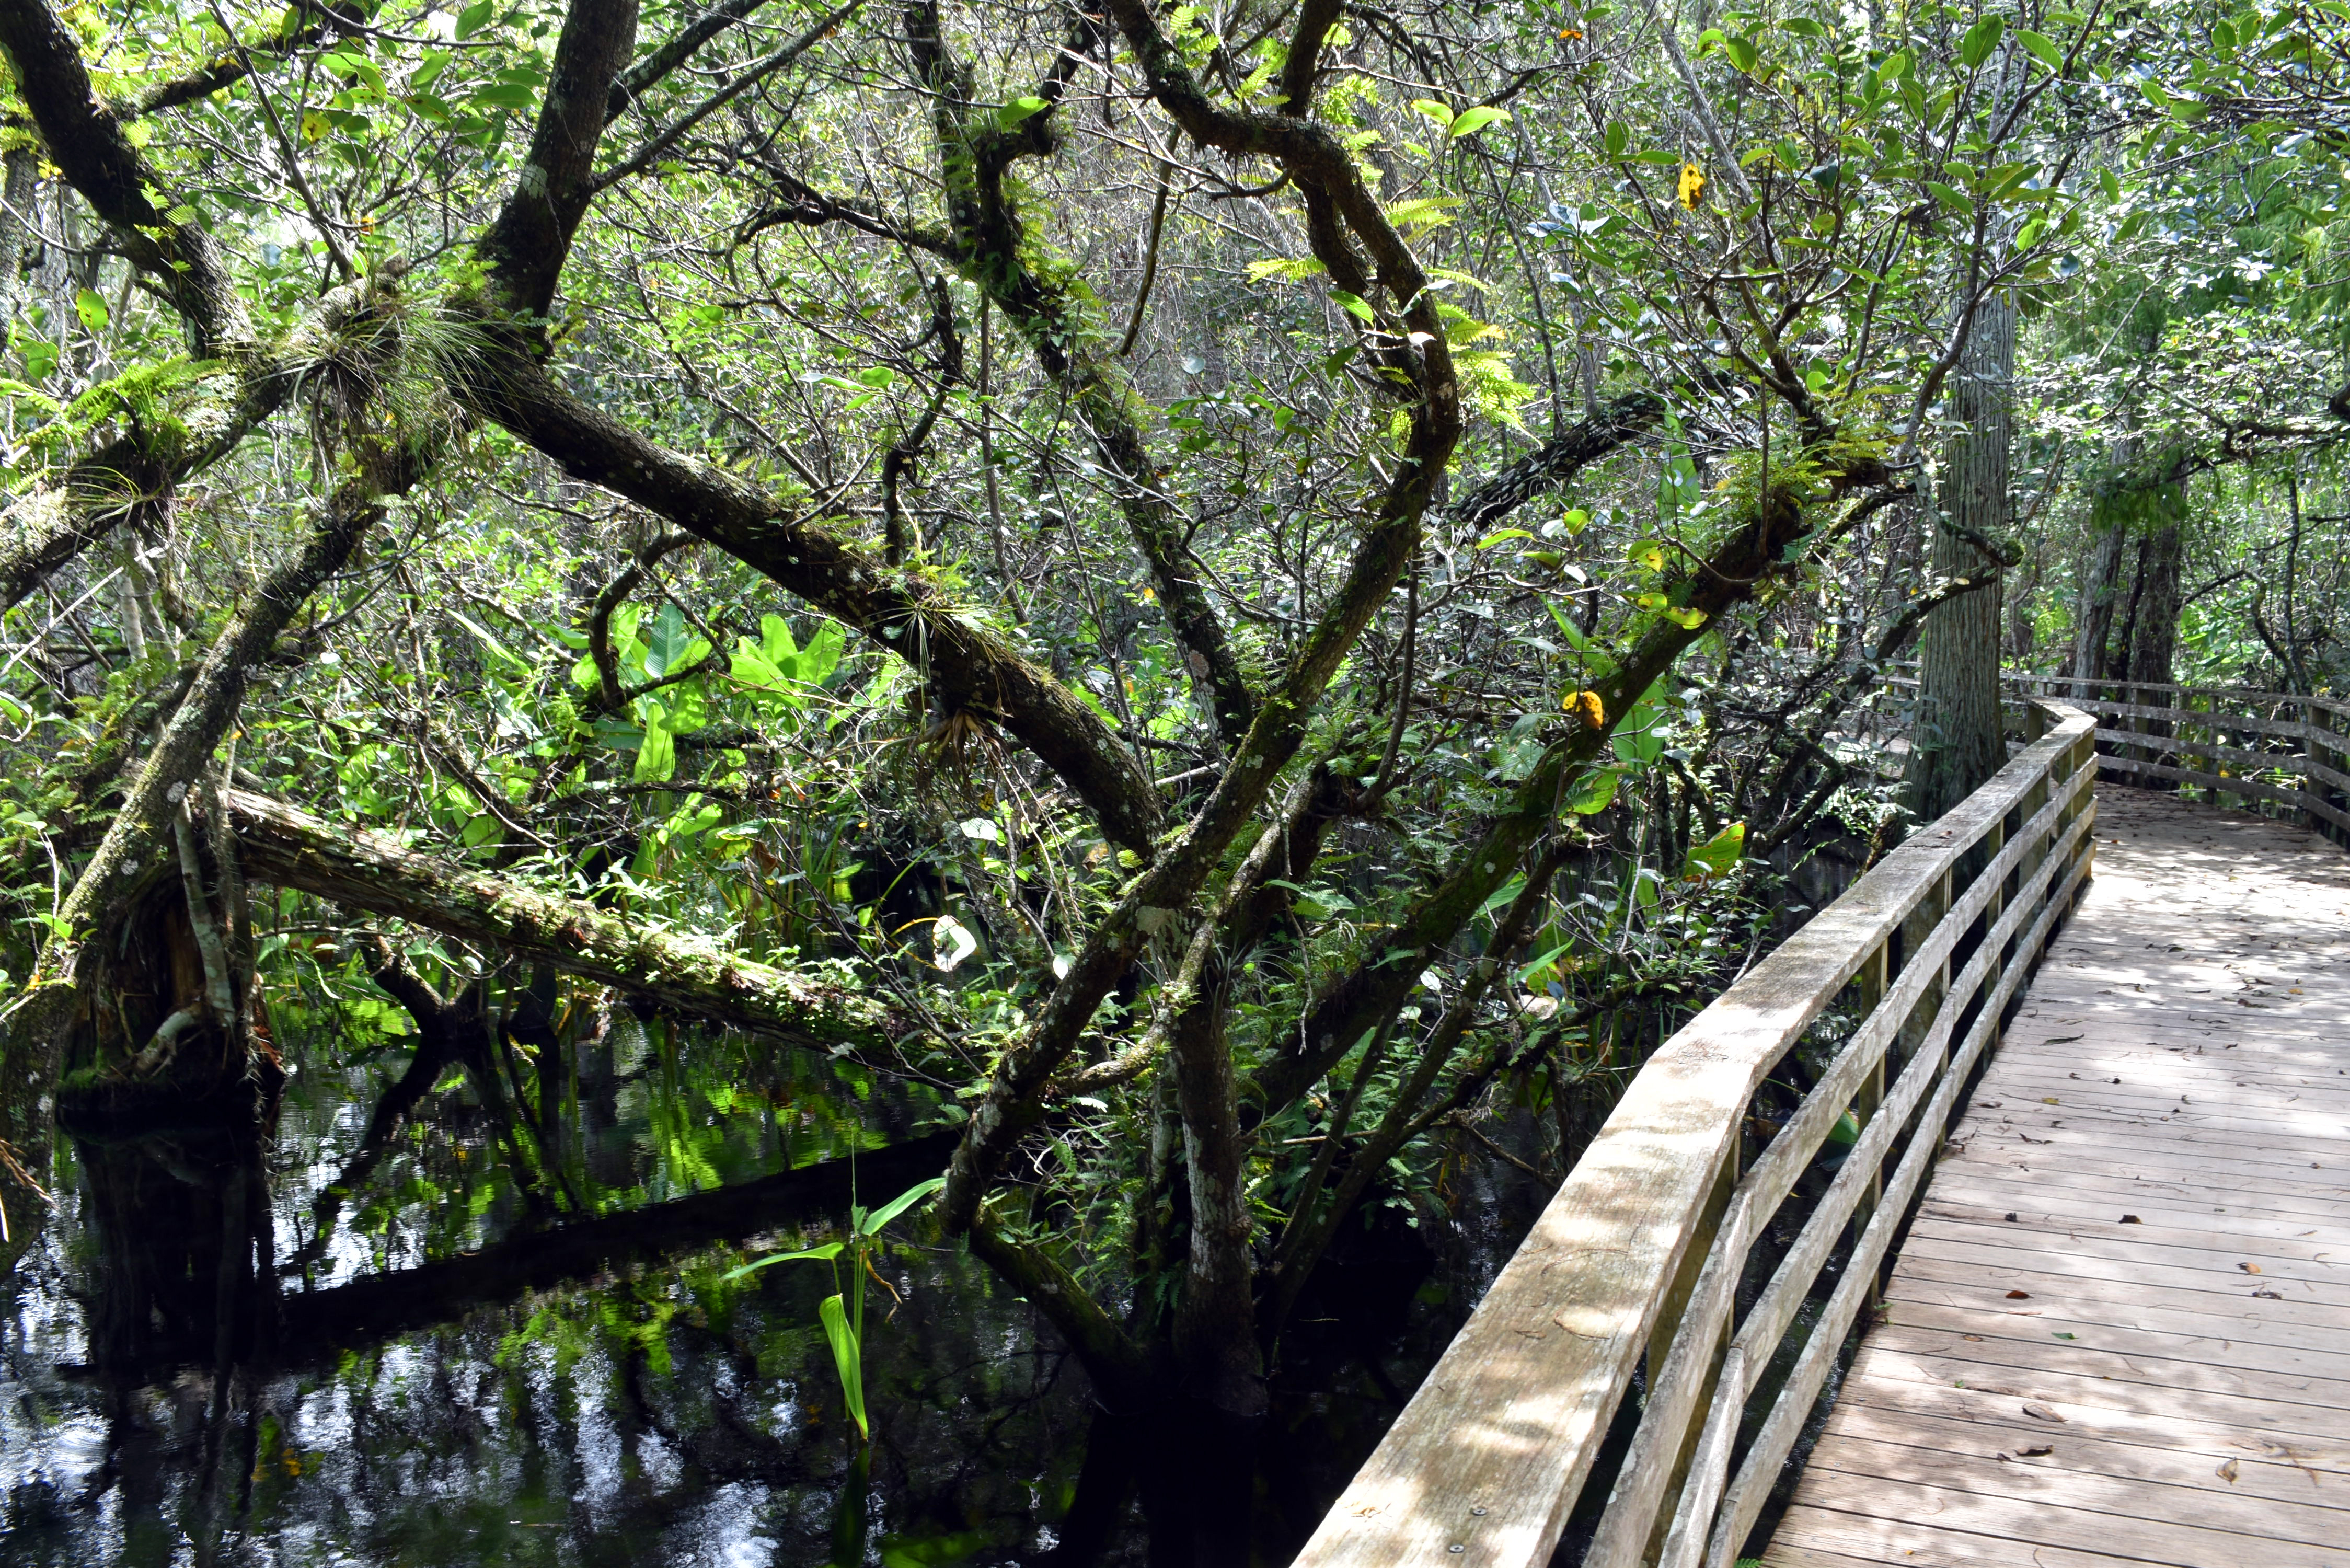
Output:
225,789,905,1053
274,1131,960,1363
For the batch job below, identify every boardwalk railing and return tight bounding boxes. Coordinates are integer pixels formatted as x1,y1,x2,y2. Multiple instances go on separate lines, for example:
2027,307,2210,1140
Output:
2005,674,2350,848
1296,699,2099,1568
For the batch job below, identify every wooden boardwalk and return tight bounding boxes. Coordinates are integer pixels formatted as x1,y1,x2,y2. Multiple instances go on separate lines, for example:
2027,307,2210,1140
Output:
1766,786,2350,1567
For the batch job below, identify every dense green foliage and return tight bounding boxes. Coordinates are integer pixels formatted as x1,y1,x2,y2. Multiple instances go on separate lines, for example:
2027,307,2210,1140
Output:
4,0,2348,1487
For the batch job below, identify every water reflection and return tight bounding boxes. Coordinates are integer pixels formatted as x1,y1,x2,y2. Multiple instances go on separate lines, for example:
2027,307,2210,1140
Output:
2,1007,1552,1566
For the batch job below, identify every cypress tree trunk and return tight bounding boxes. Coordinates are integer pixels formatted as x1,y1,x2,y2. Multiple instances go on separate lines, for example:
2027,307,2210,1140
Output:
1908,291,2014,823
2126,515,2185,691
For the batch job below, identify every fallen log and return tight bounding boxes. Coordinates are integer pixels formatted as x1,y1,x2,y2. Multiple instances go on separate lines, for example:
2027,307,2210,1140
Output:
226,788,902,1052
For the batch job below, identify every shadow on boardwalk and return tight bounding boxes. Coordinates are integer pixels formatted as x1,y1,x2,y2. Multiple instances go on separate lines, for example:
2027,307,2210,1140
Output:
1765,785,2350,1568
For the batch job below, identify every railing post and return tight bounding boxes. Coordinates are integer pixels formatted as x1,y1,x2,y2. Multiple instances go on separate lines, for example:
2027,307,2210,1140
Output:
1847,938,1893,1293
1640,1137,1740,1561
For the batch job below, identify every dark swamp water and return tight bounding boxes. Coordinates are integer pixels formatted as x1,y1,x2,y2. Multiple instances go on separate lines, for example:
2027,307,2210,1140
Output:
0,1006,1561,1567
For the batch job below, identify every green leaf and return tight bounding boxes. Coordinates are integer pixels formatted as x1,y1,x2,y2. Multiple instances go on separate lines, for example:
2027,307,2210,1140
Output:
1682,821,1746,881
2099,167,2121,203
760,612,799,665
819,1293,869,1439
1327,289,1376,323
73,288,108,331
1475,875,1528,920
1409,98,1456,130
1925,180,1974,215
1567,766,1621,815
1959,15,2005,68
799,620,844,687
635,710,677,782
998,94,1050,129
1449,106,1510,137
1476,528,1535,549
1723,36,1758,71
473,82,538,109
455,0,494,39
1603,120,1630,158
163,204,199,226
643,602,691,679
1826,1109,1860,1148
721,1240,845,1279
857,1175,947,1237
2014,28,2063,71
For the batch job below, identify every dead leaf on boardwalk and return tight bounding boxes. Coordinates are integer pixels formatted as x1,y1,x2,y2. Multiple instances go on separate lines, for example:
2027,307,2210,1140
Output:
2120,1214,2142,1224
2018,1444,2054,1457
2217,1457,2241,1483
2023,1402,2066,1423
2041,1097,2061,1105
2006,1290,2032,1299
2253,1288,2284,1299
2240,1262,2262,1274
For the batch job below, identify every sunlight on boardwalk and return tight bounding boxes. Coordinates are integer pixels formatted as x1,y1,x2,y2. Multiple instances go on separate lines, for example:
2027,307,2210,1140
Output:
1764,786,2350,1568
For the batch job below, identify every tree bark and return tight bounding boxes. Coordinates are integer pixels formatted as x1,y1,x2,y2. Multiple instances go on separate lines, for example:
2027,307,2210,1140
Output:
225,789,905,1052
2125,513,2185,691
1906,289,2012,823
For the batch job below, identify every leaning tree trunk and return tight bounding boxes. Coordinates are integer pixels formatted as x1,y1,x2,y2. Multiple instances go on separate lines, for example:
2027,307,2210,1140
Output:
1907,290,2014,823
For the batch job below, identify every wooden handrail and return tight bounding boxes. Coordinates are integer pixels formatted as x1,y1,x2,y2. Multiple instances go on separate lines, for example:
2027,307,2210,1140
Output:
1293,699,2098,1568
2001,674,2350,845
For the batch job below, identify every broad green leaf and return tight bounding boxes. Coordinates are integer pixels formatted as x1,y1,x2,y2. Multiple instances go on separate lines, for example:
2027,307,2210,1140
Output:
857,1175,947,1237
1959,15,2005,68
456,0,494,39
1682,821,1746,881
998,95,1050,129
2014,28,2063,71
1409,98,1456,130
73,289,107,331
1327,289,1376,322
635,710,677,782
721,1240,844,1279
1449,107,1510,137
644,602,691,679
800,620,844,687
1567,765,1621,814
1474,875,1527,919
819,1293,869,1438
760,612,799,664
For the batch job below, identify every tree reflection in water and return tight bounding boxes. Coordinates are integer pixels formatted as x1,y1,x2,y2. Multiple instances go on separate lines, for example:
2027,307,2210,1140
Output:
1,1009,1546,1565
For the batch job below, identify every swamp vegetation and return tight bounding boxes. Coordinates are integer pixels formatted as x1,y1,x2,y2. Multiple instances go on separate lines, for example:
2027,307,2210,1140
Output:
3,0,2350,1560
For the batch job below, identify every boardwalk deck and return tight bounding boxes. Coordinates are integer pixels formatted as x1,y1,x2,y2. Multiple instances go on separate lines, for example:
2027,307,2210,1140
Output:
1763,786,2350,1567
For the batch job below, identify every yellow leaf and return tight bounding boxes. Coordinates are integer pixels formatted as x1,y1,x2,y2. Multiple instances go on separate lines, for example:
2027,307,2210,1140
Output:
1565,690,1606,729
1678,162,1707,210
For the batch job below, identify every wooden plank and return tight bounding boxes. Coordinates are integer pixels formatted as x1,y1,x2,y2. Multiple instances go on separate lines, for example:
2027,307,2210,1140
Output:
1908,1205,2350,1270
1886,1299,2350,1387
1839,1372,2350,1474
1767,780,2350,1568
1802,1432,2350,1547
1779,1470,2346,1567
1883,1254,2350,1339
1823,1393,2350,1505
1902,1219,2350,1296
1861,1322,2350,1412
1292,708,2098,1568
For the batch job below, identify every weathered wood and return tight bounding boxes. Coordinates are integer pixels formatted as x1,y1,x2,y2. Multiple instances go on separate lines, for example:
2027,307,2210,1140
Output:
1709,808,2094,1565
1294,702,2096,1568
1766,785,2350,1568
